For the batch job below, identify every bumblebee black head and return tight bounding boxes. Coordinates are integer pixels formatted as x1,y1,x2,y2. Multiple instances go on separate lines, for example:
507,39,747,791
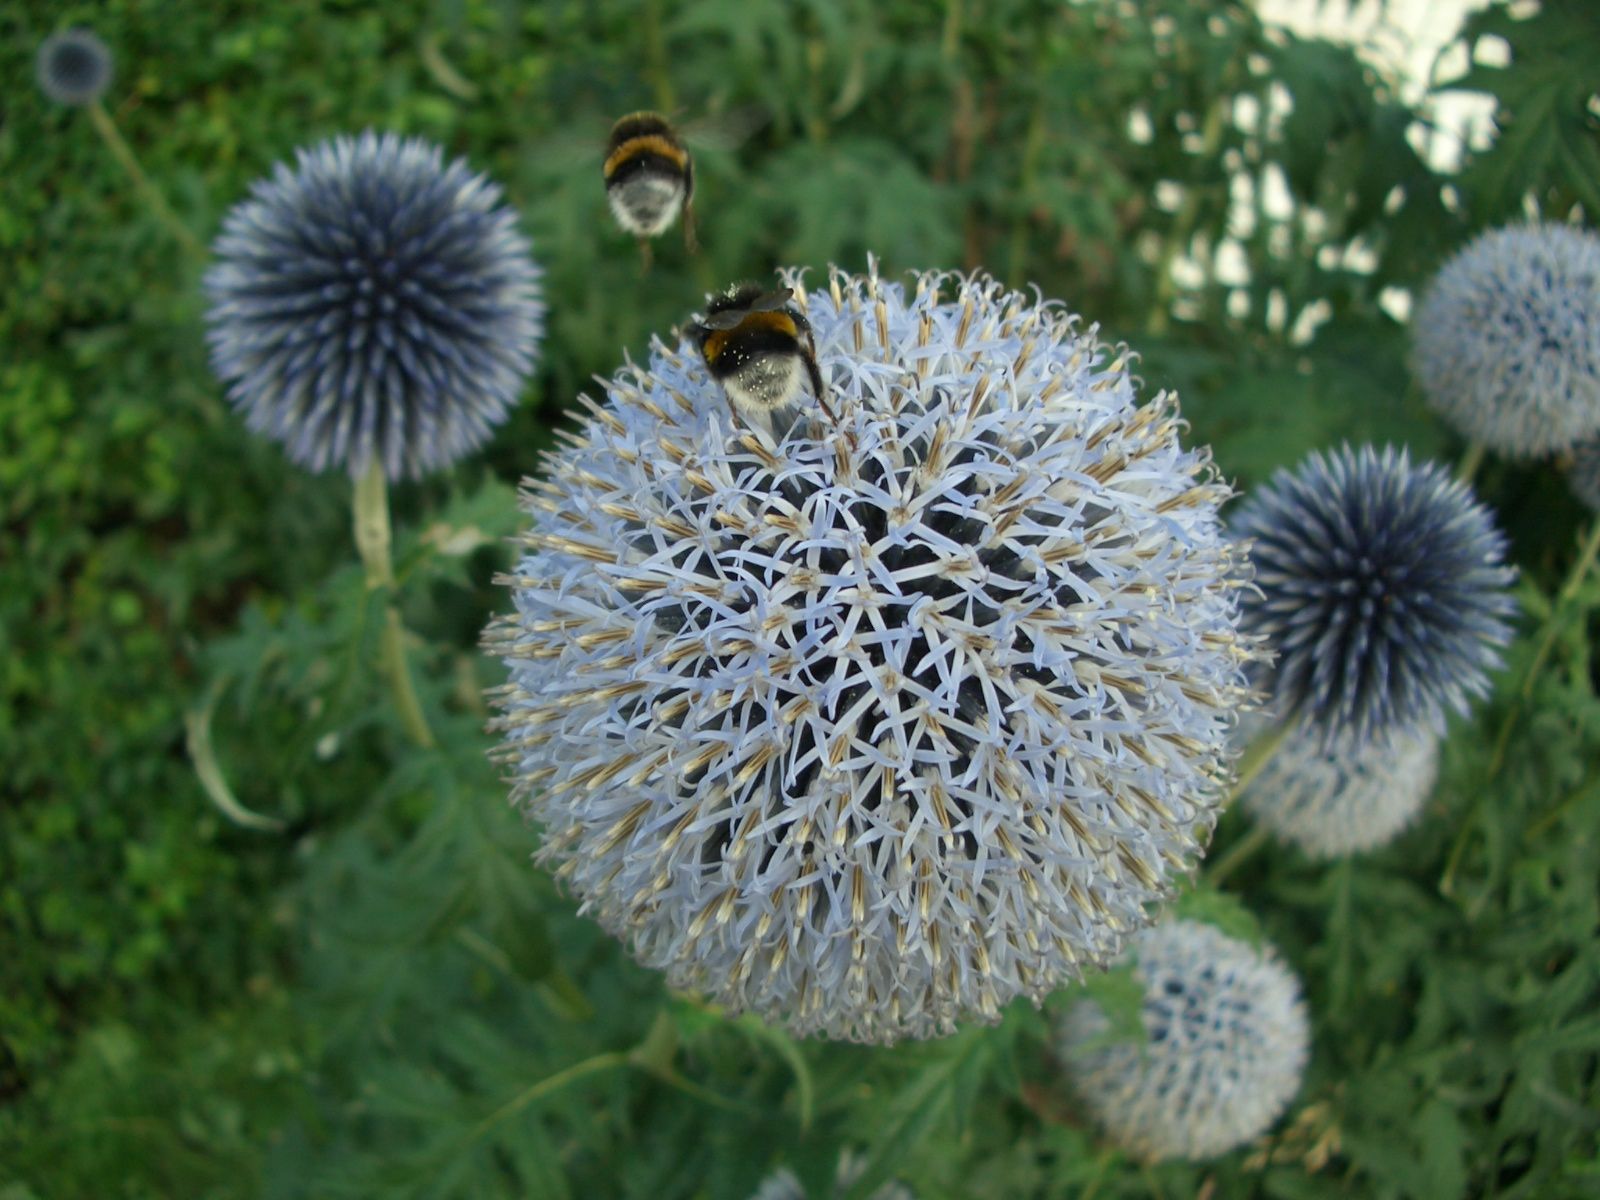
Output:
689,283,828,423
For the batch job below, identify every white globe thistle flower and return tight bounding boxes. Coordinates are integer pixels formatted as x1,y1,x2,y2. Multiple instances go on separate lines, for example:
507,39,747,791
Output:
1411,222,1600,458
487,262,1255,1044
1240,720,1440,858
1058,919,1310,1162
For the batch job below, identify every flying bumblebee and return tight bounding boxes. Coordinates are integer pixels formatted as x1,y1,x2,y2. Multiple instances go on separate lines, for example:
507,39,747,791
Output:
689,282,832,433
603,111,697,269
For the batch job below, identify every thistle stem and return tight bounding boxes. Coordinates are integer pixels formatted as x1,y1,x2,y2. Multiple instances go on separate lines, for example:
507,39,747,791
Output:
1005,97,1047,292
1231,719,1291,797
1206,721,1292,885
1447,518,1600,899
1206,823,1270,887
354,461,435,748
1146,93,1228,336
87,101,206,260
1456,440,1486,484
466,1051,629,1145
1485,517,1600,780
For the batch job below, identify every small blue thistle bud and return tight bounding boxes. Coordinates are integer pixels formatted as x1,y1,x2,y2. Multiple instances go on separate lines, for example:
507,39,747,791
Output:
487,263,1256,1044
36,29,114,107
1241,720,1439,858
205,131,544,481
1058,919,1309,1161
1233,445,1516,746
1412,222,1600,458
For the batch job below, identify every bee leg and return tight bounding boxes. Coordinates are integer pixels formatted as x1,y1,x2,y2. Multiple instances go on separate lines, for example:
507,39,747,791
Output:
803,352,835,422
637,238,653,274
683,199,699,255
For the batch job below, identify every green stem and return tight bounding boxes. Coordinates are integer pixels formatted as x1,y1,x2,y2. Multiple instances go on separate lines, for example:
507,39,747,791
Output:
466,1051,629,1144
87,101,206,259
1446,519,1600,897
1146,94,1228,336
354,462,435,748
1206,722,1293,885
1206,823,1270,887
1456,440,1486,484
941,0,964,62
1485,518,1600,780
1232,720,1291,797
642,0,676,114
1006,97,1047,291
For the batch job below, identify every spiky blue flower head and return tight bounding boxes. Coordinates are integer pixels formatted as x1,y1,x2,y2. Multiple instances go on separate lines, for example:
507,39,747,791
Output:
1058,919,1309,1162
487,262,1256,1044
1411,222,1600,458
1241,719,1439,858
36,29,113,107
1233,445,1516,746
1569,437,1600,512
205,131,543,481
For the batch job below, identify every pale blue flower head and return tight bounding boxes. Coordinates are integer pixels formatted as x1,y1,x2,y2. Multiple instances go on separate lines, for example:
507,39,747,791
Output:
487,263,1255,1044
205,131,544,480
36,29,113,107
1058,919,1310,1161
1234,445,1516,747
1240,719,1439,858
1412,222,1600,458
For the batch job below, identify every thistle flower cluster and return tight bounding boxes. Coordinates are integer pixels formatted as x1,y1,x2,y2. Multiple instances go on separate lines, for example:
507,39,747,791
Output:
488,264,1255,1043
1240,721,1439,858
1411,222,1600,458
1058,919,1309,1161
205,131,544,481
35,29,113,107
1232,445,1515,748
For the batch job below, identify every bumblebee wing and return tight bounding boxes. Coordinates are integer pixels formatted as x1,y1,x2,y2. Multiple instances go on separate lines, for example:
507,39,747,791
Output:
699,309,751,331
746,288,795,312
679,105,771,152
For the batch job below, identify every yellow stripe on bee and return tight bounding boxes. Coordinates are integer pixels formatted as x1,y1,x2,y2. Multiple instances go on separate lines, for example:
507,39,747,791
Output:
603,134,689,179
702,311,798,365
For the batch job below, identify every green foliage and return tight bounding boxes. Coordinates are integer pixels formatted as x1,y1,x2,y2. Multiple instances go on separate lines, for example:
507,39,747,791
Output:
3,0,1598,1196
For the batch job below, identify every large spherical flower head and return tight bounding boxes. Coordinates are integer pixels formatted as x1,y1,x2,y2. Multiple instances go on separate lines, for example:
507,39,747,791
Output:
1058,919,1310,1161
36,28,113,107
205,131,543,481
1241,720,1439,857
1233,445,1516,747
1411,222,1600,458
487,263,1254,1044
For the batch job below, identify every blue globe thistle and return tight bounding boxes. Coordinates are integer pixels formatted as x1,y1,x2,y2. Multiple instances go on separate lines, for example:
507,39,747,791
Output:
1058,919,1309,1162
205,131,543,481
1241,719,1439,858
1411,222,1600,458
487,263,1255,1044
36,29,113,107
1233,445,1516,746
1568,437,1600,512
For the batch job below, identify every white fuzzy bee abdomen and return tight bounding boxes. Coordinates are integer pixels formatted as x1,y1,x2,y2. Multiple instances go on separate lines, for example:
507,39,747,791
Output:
608,175,685,238
723,352,804,414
